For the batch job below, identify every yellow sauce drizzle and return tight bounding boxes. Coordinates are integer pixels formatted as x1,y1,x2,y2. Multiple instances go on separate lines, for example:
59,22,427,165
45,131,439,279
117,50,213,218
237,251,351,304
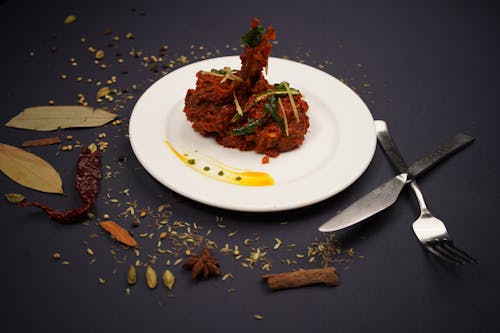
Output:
165,141,274,186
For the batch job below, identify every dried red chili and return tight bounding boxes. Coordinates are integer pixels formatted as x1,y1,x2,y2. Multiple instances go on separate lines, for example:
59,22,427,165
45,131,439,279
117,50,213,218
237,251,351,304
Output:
19,147,101,222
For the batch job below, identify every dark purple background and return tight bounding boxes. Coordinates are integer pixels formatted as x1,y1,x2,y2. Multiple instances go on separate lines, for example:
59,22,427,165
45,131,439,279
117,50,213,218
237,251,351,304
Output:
1,0,499,332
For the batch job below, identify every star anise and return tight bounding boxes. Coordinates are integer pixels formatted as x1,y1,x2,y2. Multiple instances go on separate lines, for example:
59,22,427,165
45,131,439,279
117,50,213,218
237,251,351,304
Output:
182,246,221,279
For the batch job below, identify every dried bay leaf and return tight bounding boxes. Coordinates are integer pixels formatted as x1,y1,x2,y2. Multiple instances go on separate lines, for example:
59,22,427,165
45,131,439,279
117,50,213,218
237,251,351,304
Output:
100,220,138,247
5,106,117,131
0,143,63,194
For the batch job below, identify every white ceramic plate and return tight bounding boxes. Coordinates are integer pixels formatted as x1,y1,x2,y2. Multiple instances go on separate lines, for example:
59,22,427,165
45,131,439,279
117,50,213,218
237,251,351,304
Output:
129,56,376,212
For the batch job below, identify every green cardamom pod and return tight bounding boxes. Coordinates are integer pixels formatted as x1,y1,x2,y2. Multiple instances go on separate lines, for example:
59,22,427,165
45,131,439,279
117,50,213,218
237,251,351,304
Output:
5,193,25,203
127,265,137,285
145,265,157,289
162,269,175,290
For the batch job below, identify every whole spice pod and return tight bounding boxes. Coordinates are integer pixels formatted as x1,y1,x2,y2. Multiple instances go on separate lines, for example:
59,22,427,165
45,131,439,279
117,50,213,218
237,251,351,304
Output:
145,265,158,289
5,193,25,203
127,265,137,285
18,147,102,222
182,246,221,279
162,269,175,290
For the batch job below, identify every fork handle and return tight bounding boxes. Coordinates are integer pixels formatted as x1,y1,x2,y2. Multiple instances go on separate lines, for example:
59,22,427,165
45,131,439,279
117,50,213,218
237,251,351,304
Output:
374,121,430,211
374,120,408,173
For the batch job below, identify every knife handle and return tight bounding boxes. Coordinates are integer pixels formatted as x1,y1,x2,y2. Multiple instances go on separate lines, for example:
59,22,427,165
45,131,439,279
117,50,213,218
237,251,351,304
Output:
408,132,474,178
374,120,475,179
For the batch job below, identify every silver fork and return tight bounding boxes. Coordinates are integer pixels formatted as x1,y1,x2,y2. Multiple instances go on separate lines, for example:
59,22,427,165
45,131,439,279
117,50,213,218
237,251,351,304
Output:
374,120,477,264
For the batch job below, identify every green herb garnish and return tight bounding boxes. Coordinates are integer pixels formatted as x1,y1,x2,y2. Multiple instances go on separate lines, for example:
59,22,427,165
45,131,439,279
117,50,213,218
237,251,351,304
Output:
241,25,266,47
264,94,286,133
231,95,287,136
231,118,263,136
210,68,226,75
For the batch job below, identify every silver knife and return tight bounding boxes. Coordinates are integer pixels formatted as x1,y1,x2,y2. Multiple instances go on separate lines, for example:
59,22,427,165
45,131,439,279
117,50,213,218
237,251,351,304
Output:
319,131,475,232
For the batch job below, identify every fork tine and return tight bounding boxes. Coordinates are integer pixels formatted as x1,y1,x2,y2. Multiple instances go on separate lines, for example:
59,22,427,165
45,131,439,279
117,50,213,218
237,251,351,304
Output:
425,241,464,265
441,240,478,264
433,242,466,264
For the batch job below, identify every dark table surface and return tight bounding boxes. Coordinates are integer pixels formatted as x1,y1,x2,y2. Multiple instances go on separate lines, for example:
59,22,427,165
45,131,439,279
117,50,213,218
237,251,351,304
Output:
1,0,499,332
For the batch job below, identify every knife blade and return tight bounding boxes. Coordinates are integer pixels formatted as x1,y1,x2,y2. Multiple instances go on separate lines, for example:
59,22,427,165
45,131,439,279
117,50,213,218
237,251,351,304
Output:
318,131,474,233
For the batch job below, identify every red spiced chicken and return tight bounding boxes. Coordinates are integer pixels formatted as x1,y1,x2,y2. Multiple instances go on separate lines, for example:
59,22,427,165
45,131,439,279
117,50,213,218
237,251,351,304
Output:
183,18,309,158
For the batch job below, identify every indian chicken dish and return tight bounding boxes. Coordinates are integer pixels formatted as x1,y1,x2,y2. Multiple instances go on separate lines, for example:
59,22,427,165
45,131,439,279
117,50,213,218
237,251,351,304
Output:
183,18,309,158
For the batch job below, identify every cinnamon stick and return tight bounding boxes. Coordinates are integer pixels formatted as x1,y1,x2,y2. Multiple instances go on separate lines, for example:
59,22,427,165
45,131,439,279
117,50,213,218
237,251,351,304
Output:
22,136,61,147
262,267,339,290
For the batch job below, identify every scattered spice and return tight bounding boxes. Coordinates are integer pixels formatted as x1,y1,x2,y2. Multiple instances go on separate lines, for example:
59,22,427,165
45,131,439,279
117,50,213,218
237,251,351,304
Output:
88,143,97,153
307,234,346,267
95,50,105,60
64,15,77,25
262,267,339,290
222,273,233,281
100,220,138,247
21,136,61,147
273,238,282,250
183,247,221,279
96,86,110,99
19,147,101,222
